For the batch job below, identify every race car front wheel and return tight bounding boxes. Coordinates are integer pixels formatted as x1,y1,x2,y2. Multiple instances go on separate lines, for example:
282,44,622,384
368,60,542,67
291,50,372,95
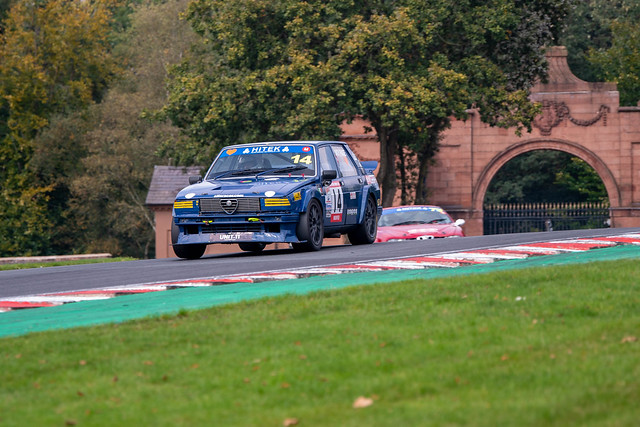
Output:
173,244,206,259
293,198,324,251
171,222,206,259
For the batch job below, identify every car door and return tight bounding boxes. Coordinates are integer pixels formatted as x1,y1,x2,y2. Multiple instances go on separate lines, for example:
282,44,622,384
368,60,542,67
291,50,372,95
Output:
318,145,346,228
330,144,363,226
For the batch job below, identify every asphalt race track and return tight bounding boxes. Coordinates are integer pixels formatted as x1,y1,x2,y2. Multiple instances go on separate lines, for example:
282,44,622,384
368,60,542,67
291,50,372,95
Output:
2,228,640,301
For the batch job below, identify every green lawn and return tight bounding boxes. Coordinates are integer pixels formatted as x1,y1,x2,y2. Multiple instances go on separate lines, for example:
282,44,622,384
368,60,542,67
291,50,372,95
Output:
0,257,136,271
1,258,638,426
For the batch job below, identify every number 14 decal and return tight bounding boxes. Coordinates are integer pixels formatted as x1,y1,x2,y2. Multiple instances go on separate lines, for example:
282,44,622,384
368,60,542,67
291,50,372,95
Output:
290,154,312,164
328,181,343,222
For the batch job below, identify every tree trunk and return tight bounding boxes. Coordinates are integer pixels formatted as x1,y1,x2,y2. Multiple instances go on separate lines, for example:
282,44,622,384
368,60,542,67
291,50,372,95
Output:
414,153,431,204
414,126,443,204
397,144,409,205
377,126,398,207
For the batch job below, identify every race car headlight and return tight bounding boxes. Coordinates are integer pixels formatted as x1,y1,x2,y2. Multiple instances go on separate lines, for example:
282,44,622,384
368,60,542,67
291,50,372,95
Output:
174,200,196,209
264,198,291,207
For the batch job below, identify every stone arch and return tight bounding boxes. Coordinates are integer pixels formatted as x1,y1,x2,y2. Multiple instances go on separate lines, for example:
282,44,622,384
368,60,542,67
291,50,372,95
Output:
473,138,621,212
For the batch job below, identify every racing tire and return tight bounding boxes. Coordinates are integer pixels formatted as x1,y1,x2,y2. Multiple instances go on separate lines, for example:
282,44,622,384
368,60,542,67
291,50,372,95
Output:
348,196,377,245
239,242,266,252
293,198,324,251
171,221,206,259
173,244,206,260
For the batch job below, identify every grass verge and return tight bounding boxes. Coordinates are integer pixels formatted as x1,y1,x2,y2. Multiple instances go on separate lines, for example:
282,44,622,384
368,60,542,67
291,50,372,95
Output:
0,257,136,271
1,258,639,426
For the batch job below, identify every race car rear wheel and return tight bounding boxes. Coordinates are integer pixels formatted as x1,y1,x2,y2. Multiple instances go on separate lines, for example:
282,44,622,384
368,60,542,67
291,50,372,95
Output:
293,198,324,251
348,196,377,245
171,222,206,259
239,242,266,252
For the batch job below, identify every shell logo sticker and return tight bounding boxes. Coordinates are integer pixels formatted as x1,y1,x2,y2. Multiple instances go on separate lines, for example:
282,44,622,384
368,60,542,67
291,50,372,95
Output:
303,146,311,152
226,149,237,155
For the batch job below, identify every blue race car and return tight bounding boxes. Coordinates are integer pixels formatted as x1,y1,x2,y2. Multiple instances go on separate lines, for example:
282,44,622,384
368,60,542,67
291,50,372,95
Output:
171,141,381,259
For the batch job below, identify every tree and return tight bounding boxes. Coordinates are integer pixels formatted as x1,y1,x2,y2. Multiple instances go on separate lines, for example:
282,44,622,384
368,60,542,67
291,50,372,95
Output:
164,0,572,206
587,21,640,106
0,0,15,32
0,0,122,256
34,0,196,258
560,0,640,105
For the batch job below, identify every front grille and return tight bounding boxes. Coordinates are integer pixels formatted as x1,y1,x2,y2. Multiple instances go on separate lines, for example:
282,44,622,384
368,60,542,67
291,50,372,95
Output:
200,197,261,214
201,223,263,233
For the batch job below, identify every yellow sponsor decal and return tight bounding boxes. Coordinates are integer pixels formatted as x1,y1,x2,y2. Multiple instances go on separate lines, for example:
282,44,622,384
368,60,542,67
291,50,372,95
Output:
174,200,194,209
293,191,301,201
264,198,291,207
226,149,237,155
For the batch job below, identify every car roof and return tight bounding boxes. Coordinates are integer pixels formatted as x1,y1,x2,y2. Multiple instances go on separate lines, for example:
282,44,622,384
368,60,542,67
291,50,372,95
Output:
382,205,445,212
223,141,345,149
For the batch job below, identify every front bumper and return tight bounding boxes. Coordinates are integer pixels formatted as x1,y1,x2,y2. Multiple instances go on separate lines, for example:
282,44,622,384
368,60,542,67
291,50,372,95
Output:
174,213,302,245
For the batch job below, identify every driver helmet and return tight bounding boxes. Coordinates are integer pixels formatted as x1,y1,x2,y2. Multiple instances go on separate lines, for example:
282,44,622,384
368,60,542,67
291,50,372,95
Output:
239,155,258,169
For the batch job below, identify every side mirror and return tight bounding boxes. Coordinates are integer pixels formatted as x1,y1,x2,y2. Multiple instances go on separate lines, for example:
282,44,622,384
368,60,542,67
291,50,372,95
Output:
321,170,337,186
322,170,337,180
454,219,465,227
189,175,202,185
360,161,378,174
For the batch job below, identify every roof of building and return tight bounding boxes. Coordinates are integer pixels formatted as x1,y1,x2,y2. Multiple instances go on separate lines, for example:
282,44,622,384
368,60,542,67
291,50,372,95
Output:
145,165,203,205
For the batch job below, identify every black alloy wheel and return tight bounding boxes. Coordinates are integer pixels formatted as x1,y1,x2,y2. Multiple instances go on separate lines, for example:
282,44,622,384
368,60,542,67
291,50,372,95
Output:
293,199,324,251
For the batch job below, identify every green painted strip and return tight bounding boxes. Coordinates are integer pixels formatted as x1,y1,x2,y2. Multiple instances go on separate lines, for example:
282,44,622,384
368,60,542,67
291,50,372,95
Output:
1,244,639,338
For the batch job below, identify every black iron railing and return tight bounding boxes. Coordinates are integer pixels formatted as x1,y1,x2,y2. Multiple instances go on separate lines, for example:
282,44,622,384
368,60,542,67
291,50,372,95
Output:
483,202,610,235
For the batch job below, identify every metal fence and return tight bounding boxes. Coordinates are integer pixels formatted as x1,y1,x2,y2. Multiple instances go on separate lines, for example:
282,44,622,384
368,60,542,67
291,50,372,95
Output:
483,202,610,235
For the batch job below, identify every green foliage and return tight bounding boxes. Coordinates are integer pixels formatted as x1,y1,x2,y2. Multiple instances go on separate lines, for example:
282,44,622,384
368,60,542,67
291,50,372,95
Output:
554,156,610,202
0,0,194,257
560,0,640,105
163,0,571,205
0,0,122,124
63,0,195,258
485,150,608,204
588,21,640,106
29,114,92,254
0,179,53,256
162,0,348,166
0,0,13,29
0,0,123,256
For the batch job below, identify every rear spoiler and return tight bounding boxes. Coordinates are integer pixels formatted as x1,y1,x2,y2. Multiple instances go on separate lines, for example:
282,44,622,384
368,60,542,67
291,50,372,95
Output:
361,161,378,174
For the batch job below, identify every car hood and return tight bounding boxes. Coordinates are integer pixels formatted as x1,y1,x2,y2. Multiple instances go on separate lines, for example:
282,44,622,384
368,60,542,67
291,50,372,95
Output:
376,223,463,242
176,177,314,199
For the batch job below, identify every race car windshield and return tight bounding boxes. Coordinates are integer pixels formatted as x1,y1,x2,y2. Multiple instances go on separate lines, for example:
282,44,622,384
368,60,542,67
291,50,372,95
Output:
378,209,452,227
206,145,316,179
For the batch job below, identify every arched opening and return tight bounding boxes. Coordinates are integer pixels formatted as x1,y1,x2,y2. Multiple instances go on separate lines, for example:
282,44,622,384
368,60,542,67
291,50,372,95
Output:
482,149,610,234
